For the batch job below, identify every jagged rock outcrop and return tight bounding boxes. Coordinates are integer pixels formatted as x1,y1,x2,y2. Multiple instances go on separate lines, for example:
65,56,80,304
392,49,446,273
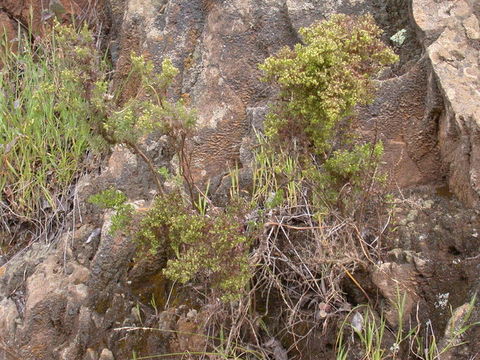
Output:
412,0,480,206
107,0,476,196
0,0,479,359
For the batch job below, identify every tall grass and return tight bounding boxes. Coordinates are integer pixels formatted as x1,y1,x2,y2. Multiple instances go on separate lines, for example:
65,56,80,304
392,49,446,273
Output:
0,21,105,240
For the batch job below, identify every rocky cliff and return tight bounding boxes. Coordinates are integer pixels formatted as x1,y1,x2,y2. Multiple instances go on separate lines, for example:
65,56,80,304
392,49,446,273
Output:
0,0,479,359
413,0,480,206
103,0,479,205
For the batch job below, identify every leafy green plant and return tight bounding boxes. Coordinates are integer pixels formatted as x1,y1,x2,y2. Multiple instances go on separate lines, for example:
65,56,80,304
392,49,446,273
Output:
136,193,253,302
91,53,196,198
88,188,134,235
260,13,397,155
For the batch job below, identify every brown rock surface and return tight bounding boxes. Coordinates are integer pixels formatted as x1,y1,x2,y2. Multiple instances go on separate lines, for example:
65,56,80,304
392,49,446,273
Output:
0,0,105,32
413,0,480,206
371,262,419,326
1,0,480,359
109,0,390,186
385,189,480,357
0,11,16,44
358,57,444,188
106,0,464,196
0,10,17,64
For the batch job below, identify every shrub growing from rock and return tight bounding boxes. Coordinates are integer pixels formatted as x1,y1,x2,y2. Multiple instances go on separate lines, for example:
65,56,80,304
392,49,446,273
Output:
89,55,253,301
91,14,397,306
260,14,398,155
257,14,397,209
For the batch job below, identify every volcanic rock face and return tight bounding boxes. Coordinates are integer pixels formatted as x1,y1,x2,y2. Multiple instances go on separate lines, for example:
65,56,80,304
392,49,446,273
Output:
412,0,480,207
0,0,479,359
107,0,479,202
111,0,305,183
111,0,423,186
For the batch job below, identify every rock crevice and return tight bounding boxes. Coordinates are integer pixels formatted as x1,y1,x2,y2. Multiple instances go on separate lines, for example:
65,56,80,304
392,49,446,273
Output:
412,0,480,206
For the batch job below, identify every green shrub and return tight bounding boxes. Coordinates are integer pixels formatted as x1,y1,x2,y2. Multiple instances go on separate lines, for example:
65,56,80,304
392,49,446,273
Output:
85,44,253,301
138,194,251,301
136,194,252,302
90,189,253,301
260,14,397,154
88,188,128,208
314,142,385,206
323,143,384,184
91,53,196,197
99,54,194,144
257,14,397,209
90,14,397,307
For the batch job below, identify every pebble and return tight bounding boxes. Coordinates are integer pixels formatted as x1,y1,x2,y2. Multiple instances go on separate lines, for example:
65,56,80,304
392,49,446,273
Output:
99,349,114,360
